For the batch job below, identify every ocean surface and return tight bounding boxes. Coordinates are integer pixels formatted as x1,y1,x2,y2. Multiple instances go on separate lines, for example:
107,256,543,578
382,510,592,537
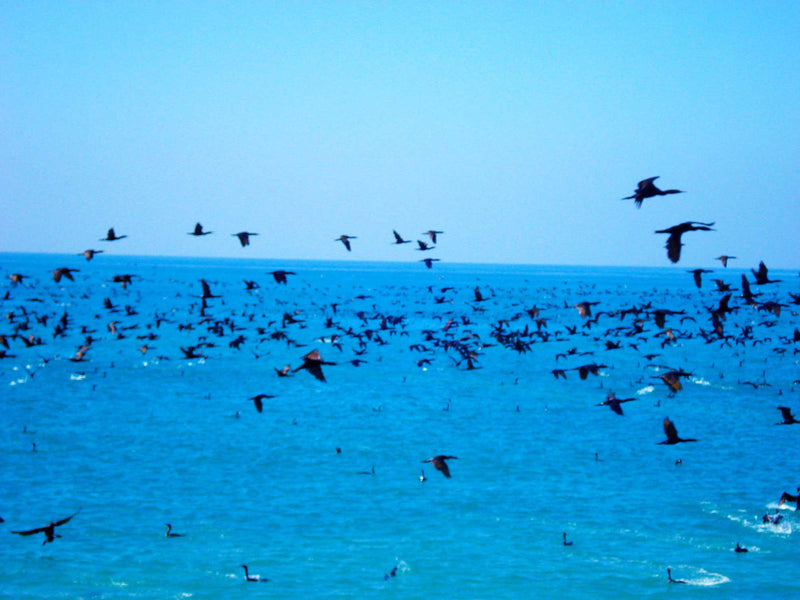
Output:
1,253,798,599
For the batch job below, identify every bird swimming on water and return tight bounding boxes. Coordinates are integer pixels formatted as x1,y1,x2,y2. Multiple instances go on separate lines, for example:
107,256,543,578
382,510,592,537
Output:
165,523,185,537
240,565,268,582
623,176,683,209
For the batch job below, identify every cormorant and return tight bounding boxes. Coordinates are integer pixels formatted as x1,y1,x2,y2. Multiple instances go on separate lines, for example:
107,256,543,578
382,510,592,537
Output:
623,176,683,209
11,510,80,545
422,455,458,478
658,417,697,445
655,222,714,263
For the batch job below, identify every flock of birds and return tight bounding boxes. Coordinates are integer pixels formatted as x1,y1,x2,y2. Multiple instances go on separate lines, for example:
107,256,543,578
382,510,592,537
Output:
2,177,799,586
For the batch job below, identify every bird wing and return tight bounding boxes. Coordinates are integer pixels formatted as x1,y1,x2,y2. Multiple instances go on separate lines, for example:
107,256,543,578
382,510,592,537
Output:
665,233,682,263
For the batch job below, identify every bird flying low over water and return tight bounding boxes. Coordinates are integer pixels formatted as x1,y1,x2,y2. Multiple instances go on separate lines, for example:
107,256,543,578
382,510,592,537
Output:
623,176,683,209
294,349,336,382
336,235,356,251
598,392,637,415
655,222,714,263
52,267,79,283
232,232,257,247
423,455,458,478
687,269,713,289
420,258,440,269
188,222,212,236
776,406,799,425
751,261,781,285
100,228,127,241
249,394,275,413
269,270,296,284
779,487,800,509
658,417,697,445
11,510,81,545
655,368,692,393
80,249,103,260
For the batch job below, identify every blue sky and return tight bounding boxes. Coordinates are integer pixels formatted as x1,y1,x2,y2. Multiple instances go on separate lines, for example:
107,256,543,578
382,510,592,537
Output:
2,2,798,268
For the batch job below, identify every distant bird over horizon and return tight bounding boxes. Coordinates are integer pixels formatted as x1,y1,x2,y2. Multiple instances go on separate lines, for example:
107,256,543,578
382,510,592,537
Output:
655,221,715,263
687,269,713,289
232,231,257,247
188,222,212,236
423,454,458,478
269,270,296,284
623,176,684,209
52,267,79,283
751,261,781,285
336,235,357,251
715,255,736,268
100,227,127,242
420,258,440,269
422,230,444,244
80,249,103,260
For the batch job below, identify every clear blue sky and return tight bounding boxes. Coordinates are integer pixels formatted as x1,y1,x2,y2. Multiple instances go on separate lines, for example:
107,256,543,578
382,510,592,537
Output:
2,2,798,268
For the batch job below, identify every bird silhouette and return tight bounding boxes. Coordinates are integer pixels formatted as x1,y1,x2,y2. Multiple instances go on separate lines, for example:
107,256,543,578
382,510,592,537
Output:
776,406,799,425
392,230,411,244
655,222,714,263
422,230,444,244
80,249,103,260
658,417,697,444
751,261,781,284
232,232,257,247
598,392,637,415
52,267,79,283
11,510,80,545
623,176,683,209
422,455,458,478
165,523,185,537
100,227,127,241
779,487,800,509
249,394,275,413
715,255,736,268
240,565,268,582
269,270,296,284
687,269,713,289
293,349,335,382
188,222,212,236
336,235,356,251
420,258,440,269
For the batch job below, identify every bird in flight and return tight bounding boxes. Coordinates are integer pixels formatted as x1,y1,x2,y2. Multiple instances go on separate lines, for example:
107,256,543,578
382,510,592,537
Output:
422,454,458,478
80,249,104,261
422,230,444,244
294,349,336,382
392,230,411,245
623,176,683,209
654,221,714,263
336,235,356,251
658,417,697,445
269,270,296,284
776,406,799,425
420,258,440,269
597,392,637,415
249,394,275,413
100,227,127,241
188,222,212,236
715,255,736,268
52,267,79,283
232,232,257,247
751,261,781,285
11,510,81,545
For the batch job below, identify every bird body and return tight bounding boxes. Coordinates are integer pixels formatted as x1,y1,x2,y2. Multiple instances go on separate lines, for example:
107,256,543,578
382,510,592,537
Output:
423,454,458,478
623,176,683,208
655,222,714,263
11,510,80,544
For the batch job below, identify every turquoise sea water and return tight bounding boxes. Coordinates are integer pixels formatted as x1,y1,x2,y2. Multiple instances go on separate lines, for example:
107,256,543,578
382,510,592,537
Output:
1,253,798,599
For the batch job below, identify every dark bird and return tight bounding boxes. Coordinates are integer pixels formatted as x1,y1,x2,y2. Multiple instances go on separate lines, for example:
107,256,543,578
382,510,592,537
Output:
80,249,103,260
249,394,275,413
188,222,212,236
293,349,336,382
598,392,637,415
422,230,444,244
165,523,185,537
392,230,411,244
715,255,736,268
336,235,356,251
415,240,435,251
232,232,257,247
422,454,458,478
269,270,296,284
52,267,79,283
656,369,692,393
667,568,687,584
658,417,697,445
751,261,781,284
240,565,268,582
776,406,799,425
623,176,683,209
779,487,800,510
200,279,220,299
687,269,713,289
562,532,573,546
734,543,748,553
574,363,607,380
9,273,27,284
574,301,599,318
655,222,715,263
420,258,440,269
11,510,80,545
100,227,127,241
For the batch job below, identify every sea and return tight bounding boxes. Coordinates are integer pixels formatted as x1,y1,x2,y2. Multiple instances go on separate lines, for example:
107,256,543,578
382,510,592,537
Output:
1,252,798,599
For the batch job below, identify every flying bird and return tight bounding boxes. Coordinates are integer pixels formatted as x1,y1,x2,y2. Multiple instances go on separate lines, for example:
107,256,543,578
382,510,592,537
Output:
293,349,336,382
11,510,80,545
336,235,356,251
623,176,683,209
751,261,781,284
188,222,212,236
423,455,458,478
687,269,713,289
52,267,79,283
422,230,444,244
232,232,257,247
100,228,127,241
249,394,275,413
776,406,799,425
392,230,411,245
715,255,736,268
658,417,697,445
80,249,103,260
655,221,715,263
269,270,296,284
597,392,637,415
